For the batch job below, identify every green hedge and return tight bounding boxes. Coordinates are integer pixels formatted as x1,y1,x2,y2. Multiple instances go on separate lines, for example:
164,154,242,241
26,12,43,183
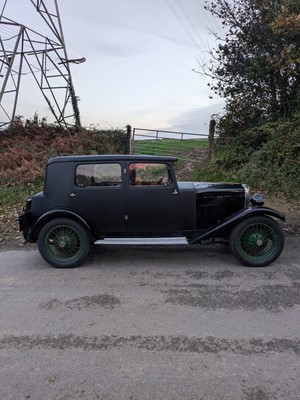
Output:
198,116,300,199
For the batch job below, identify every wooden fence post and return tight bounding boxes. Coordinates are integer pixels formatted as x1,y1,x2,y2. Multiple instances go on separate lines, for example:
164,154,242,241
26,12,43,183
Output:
208,118,216,161
126,124,132,154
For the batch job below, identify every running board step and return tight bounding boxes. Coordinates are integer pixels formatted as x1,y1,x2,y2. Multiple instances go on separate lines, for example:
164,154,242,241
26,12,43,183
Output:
94,237,188,245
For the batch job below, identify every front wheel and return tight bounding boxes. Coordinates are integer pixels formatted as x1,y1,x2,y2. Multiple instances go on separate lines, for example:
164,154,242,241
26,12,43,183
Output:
229,216,285,267
38,218,90,268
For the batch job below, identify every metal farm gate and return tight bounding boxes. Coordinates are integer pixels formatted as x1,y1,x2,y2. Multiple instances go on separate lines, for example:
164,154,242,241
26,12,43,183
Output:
131,128,208,164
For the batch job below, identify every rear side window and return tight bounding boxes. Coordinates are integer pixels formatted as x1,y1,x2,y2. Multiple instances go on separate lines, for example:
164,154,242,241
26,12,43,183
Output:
76,163,122,187
129,163,171,186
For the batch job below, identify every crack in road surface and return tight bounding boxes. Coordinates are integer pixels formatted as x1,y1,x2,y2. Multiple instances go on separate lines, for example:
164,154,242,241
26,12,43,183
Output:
163,282,300,312
39,294,121,310
1,334,300,355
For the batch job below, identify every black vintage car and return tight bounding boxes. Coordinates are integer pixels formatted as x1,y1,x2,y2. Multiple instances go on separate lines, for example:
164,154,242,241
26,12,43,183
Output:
19,154,285,268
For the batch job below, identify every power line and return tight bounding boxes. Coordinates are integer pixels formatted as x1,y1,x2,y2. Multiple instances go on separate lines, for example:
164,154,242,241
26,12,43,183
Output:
163,0,203,53
174,0,207,48
163,0,215,68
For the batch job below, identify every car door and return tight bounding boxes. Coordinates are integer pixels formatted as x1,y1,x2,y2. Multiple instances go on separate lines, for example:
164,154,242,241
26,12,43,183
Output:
125,161,183,233
69,161,126,233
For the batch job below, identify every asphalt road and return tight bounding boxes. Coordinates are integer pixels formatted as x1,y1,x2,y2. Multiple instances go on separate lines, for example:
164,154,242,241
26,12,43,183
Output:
0,235,300,400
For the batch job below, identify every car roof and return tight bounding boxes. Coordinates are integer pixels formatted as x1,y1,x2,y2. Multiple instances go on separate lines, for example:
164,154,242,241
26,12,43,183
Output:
47,154,178,164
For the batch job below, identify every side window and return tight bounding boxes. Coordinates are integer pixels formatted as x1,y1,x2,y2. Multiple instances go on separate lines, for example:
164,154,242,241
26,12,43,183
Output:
76,163,122,187
129,163,171,186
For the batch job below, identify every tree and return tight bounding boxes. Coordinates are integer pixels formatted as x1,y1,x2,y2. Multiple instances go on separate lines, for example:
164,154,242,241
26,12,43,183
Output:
203,0,300,136
271,0,300,103
271,0,300,37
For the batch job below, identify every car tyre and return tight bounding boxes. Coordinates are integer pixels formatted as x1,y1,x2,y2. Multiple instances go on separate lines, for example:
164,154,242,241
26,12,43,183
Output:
38,218,90,268
229,216,285,267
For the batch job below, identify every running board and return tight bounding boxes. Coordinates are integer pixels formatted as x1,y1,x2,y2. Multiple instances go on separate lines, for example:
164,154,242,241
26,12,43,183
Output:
94,237,188,245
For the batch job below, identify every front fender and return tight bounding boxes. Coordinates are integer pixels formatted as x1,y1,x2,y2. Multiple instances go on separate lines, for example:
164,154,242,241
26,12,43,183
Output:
29,209,93,242
189,207,285,244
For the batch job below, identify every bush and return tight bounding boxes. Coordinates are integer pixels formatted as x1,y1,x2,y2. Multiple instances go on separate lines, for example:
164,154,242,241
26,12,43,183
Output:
198,116,300,199
236,120,300,197
0,122,129,188
0,121,130,210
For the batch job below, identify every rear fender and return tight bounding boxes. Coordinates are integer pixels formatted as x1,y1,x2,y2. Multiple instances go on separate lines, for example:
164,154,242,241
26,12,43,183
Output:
29,209,93,242
189,207,285,244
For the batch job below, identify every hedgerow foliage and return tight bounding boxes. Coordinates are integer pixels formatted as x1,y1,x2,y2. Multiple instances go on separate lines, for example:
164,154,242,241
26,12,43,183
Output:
205,115,300,198
0,117,129,187
236,119,300,197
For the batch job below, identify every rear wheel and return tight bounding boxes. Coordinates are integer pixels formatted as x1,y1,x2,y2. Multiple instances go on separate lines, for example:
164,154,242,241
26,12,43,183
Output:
38,218,90,268
229,216,285,267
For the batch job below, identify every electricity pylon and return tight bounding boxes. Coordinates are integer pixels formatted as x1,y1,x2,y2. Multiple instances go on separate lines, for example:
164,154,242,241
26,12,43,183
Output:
0,0,84,129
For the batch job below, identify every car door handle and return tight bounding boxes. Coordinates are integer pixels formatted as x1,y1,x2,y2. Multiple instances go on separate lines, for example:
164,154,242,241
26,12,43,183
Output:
69,193,77,197
172,190,178,195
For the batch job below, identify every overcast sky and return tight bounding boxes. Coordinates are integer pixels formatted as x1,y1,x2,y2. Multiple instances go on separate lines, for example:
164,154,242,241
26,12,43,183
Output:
1,0,225,134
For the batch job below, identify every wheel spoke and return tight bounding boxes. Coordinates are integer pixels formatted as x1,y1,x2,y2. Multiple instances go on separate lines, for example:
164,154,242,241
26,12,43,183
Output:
239,223,277,261
45,225,82,262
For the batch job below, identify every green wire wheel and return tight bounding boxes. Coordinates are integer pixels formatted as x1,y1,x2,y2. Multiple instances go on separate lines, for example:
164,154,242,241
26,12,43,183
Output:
229,216,285,267
38,218,90,268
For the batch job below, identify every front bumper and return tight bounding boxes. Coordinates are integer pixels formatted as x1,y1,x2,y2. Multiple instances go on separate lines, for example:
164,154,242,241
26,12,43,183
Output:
18,212,32,241
19,212,27,231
